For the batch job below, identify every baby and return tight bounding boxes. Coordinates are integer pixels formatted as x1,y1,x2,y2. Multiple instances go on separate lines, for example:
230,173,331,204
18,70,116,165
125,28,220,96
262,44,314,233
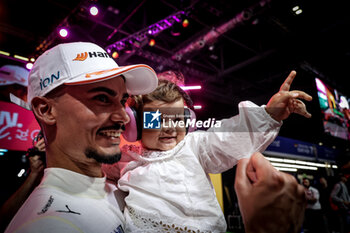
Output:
104,71,312,232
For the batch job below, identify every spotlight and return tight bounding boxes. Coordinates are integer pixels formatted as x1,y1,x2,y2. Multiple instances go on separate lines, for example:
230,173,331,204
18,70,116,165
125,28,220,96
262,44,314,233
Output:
292,6,300,11
17,169,25,177
111,51,119,59
182,19,189,28
59,28,69,38
295,9,302,15
90,6,99,16
292,6,303,15
148,38,156,47
26,62,33,70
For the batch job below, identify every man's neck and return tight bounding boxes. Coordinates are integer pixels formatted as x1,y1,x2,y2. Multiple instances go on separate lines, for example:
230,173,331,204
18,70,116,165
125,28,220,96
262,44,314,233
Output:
45,149,103,177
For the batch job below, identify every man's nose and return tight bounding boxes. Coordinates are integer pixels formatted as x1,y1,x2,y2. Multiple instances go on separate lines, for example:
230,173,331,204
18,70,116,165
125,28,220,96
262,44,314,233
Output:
110,106,130,125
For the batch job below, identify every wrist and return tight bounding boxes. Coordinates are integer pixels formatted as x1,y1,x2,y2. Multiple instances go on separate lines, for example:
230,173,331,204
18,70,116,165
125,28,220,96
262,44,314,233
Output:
264,107,280,122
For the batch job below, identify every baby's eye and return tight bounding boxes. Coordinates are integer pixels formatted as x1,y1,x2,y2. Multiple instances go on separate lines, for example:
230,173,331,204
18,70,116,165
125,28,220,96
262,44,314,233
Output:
94,95,109,103
174,118,182,122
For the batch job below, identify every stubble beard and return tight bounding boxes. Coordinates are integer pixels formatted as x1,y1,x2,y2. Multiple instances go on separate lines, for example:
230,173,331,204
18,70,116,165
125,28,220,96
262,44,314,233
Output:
84,147,122,164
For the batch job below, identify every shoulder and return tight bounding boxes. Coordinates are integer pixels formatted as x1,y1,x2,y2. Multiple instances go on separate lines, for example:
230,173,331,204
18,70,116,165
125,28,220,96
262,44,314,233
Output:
7,216,83,233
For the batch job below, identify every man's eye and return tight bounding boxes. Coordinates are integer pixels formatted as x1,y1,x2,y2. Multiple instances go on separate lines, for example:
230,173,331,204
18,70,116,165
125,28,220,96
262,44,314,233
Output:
121,99,127,107
94,95,109,103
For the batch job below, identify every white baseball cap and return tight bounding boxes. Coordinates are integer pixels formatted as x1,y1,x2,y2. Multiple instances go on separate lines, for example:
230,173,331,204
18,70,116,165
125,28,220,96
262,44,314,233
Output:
0,65,29,87
10,41,158,110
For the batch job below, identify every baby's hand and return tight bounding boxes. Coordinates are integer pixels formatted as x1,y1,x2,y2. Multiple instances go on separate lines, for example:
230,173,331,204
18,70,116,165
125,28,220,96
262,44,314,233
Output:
265,71,312,122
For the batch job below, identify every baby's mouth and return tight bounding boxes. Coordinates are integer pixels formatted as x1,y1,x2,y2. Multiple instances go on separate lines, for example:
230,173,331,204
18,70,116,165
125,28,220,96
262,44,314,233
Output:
159,136,176,142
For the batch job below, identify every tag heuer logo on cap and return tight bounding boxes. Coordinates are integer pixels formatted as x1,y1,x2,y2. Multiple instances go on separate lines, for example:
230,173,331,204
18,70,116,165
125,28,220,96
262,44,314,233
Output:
73,51,111,61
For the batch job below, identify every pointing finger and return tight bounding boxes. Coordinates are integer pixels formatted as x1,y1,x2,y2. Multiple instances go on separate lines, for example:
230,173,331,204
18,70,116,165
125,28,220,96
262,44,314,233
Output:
280,70,297,92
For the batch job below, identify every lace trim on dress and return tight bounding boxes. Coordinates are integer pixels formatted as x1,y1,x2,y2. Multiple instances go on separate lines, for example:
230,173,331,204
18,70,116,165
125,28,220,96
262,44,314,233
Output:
127,206,211,233
122,136,188,162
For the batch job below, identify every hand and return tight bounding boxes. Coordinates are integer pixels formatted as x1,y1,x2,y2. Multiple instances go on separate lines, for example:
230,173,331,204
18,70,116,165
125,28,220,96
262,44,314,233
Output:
235,152,306,233
266,70,312,122
28,155,44,176
34,138,45,152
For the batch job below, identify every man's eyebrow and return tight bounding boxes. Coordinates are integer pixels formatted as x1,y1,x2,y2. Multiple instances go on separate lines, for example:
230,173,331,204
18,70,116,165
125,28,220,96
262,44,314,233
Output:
87,87,116,96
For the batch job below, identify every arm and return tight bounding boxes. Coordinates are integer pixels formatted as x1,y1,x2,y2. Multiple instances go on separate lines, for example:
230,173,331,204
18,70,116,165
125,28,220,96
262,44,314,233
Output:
191,101,281,173
193,71,312,173
234,152,306,233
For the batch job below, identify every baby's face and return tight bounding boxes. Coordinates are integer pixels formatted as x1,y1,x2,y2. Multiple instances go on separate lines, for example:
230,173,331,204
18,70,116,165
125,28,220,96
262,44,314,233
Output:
141,99,186,151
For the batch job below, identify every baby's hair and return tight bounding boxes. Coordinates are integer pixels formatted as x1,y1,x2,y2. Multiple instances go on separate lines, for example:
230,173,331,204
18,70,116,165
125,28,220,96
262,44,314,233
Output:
129,79,193,111
157,70,185,86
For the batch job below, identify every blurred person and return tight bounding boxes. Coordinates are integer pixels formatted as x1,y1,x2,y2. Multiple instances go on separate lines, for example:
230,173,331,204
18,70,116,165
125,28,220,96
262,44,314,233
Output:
0,135,45,232
0,64,29,102
104,70,312,232
302,178,327,233
330,173,350,233
317,176,333,233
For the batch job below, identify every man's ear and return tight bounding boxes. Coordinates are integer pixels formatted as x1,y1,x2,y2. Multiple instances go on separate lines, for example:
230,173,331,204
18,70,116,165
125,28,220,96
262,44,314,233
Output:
31,96,56,125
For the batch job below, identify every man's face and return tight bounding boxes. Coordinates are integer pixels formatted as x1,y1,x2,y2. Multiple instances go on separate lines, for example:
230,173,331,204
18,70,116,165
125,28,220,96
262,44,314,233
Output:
341,176,348,183
302,179,310,188
141,99,186,151
52,77,129,164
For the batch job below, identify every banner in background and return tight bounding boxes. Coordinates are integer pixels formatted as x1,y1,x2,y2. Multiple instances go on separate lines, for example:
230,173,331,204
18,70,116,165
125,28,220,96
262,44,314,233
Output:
265,136,339,162
0,101,40,151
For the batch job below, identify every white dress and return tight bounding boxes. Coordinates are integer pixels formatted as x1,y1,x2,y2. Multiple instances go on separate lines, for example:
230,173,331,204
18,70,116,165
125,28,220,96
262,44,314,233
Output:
104,101,282,233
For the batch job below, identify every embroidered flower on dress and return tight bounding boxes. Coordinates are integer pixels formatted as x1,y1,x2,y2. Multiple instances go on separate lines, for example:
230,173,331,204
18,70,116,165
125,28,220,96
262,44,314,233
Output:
127,207,208,233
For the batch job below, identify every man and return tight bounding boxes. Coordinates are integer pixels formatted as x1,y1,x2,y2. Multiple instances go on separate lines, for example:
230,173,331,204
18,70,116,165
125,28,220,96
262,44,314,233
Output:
5,41,306,233
302,178,326,233
5,41,158,233
331,173,350,233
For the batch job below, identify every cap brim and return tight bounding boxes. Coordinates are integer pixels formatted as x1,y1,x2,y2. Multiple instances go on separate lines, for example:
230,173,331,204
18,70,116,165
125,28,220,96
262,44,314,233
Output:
10,93,31,110
64,64,158,95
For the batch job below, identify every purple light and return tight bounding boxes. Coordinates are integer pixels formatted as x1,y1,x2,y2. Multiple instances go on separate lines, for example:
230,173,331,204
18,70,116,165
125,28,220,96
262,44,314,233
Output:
180,85,202,91
90,6,99,16
173,15,181,23
315,78,327,94
59,28,69,38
